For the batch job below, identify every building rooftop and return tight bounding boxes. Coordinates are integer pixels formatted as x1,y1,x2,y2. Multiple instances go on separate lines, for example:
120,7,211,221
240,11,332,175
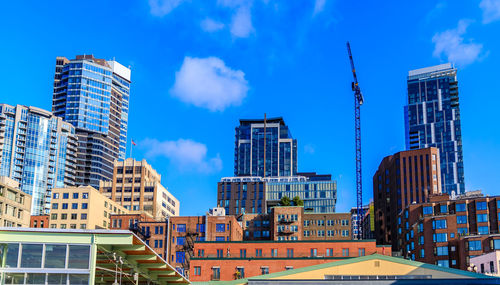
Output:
408,63,456,80
239,117,285,125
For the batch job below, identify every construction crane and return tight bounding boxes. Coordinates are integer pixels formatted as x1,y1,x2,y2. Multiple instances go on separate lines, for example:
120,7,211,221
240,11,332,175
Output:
347,42,364,240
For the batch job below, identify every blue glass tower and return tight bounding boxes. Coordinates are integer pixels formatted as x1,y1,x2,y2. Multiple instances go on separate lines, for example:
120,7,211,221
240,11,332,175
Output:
405,63,465,194
0,104,77,214
234,117,297,177
52,55,131,188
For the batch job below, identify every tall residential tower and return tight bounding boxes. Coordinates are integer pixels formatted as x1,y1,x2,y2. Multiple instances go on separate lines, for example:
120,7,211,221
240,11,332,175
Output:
0,104,77,214
405,63,465,195
234,117,297,177
52,55,131,188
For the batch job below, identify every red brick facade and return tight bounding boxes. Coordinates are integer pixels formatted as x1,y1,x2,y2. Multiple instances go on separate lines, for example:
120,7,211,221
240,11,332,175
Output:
189,240,391,281
30,215,49,228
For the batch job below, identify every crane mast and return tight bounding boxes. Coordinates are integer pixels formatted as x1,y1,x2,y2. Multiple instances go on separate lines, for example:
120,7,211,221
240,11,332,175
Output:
347,42,364,240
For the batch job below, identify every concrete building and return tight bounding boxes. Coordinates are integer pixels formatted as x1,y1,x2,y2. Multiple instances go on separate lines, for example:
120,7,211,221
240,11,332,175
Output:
100,158,179,219
234,117,297,177
49,186,128,229
0,176,31,227
52,55,131,189
193,254,497,284
470,251,500,276
398,192,500,270
218,173,336,215
405,63,465,195
373,147,441,249
189,240,391,282
0,228,189,284
0,104,77,215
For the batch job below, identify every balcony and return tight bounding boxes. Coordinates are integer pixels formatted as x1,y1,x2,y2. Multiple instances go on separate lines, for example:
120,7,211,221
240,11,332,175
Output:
278,230,295,235
279,218,295,224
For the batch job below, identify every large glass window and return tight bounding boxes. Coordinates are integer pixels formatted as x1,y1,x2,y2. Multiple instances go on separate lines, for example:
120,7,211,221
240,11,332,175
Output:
69,274,89,284
476,201,487,210
437,260,450,267
469,240,482,251
0,243,19,268
478,226,489,235
423,206,433,215
216,224,226,232
436,246,448,256
21,244,43,268
457,215,467,224
68,245,90,269
477,214,488,223
456,203,466,212
433,219,447,229
45,245,67,268
177,224,186,232
433,233,447,242
26,273,46,284
47,274,66,284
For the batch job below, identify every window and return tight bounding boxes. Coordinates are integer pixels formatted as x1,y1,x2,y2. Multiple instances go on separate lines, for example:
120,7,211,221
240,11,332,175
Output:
176,237,185,246
469,240,482,251
72,203,78,209
176,252,185,263
217,249,223,258
82,193,88,199
271,249,277,257
476,201,487,210
196,224,206,233
457,215,467,224
240,249,246,258
436,246,448,256
342,248,349,257
81,213,87,220
212,268,220,280
437,260,449,268
216,224,226,232
261,267,269,275
52,203,58,209
236,267,245,279
215,236,225,241
177,224,186,232
433,219,447,229
326,248,333,257
63,193,69,199
68,245,90,269
419,236,424,245
456,203,466,212
194,266,201,276
61,214,67,220
73,193,79,199
310,248,317,257
478,226,489,235
53,193,59,199
423,206,433,215
477,214,488,223
358,248,365,256
440,205,447,213
255,249,262,257
21,244,43,268
433,233,447,242
51,213,57,220
420,249,425,258
81,203,88,209
71,213,77,220
287,248,294,258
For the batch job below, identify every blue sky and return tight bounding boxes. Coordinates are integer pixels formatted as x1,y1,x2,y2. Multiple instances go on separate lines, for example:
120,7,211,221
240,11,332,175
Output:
1,0,500,215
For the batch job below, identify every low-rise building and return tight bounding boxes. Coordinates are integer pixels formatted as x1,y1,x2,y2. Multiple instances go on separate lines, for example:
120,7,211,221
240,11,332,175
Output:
399,192,500,270
470,251,500,276
49,186,128,229
30,215,49,228
0,176,31,227
189,240,391,282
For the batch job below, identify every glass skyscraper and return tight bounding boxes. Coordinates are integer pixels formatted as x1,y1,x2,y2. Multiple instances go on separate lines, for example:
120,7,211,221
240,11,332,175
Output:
234,117,297,177
0,104,77,214
52,55,131,188
405,63,465,195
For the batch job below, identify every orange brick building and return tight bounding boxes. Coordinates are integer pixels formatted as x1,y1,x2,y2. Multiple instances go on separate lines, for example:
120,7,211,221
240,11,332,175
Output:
189,240,391,281
30,215,49,228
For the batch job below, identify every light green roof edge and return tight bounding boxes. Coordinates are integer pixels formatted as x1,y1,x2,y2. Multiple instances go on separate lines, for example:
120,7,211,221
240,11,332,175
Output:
193,254,496,285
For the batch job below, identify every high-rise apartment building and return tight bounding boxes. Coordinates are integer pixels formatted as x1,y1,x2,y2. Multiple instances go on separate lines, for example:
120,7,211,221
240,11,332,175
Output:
52,55,131,189
234,117,297,177
373,147,441,249
218,173,336,215
405,63,465,195
0,104,77,214
99,158,179,219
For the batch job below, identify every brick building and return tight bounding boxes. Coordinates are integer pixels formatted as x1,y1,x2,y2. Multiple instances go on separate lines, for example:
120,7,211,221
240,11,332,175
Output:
373,147,441,249
30,215,49,228
399,192,500,270
189,240,391,282
100,158,179,219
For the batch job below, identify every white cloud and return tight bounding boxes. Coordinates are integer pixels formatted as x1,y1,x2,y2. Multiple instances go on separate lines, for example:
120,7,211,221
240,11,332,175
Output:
201,18,225,32
432,20,483,66
148,0,186,16
230,6,254,38
142,138,223,173
313,0,326,16
480,0,500,24
304,144,316,154
171,56,249,111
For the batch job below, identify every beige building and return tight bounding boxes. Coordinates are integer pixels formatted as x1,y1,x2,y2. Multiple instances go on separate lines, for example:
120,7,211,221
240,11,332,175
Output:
0,176,31,227
99,158,179,220
49,185,127,229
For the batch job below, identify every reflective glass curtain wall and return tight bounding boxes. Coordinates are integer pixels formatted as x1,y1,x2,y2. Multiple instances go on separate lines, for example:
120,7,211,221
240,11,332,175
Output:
405,64,465,195
0,104,77,215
